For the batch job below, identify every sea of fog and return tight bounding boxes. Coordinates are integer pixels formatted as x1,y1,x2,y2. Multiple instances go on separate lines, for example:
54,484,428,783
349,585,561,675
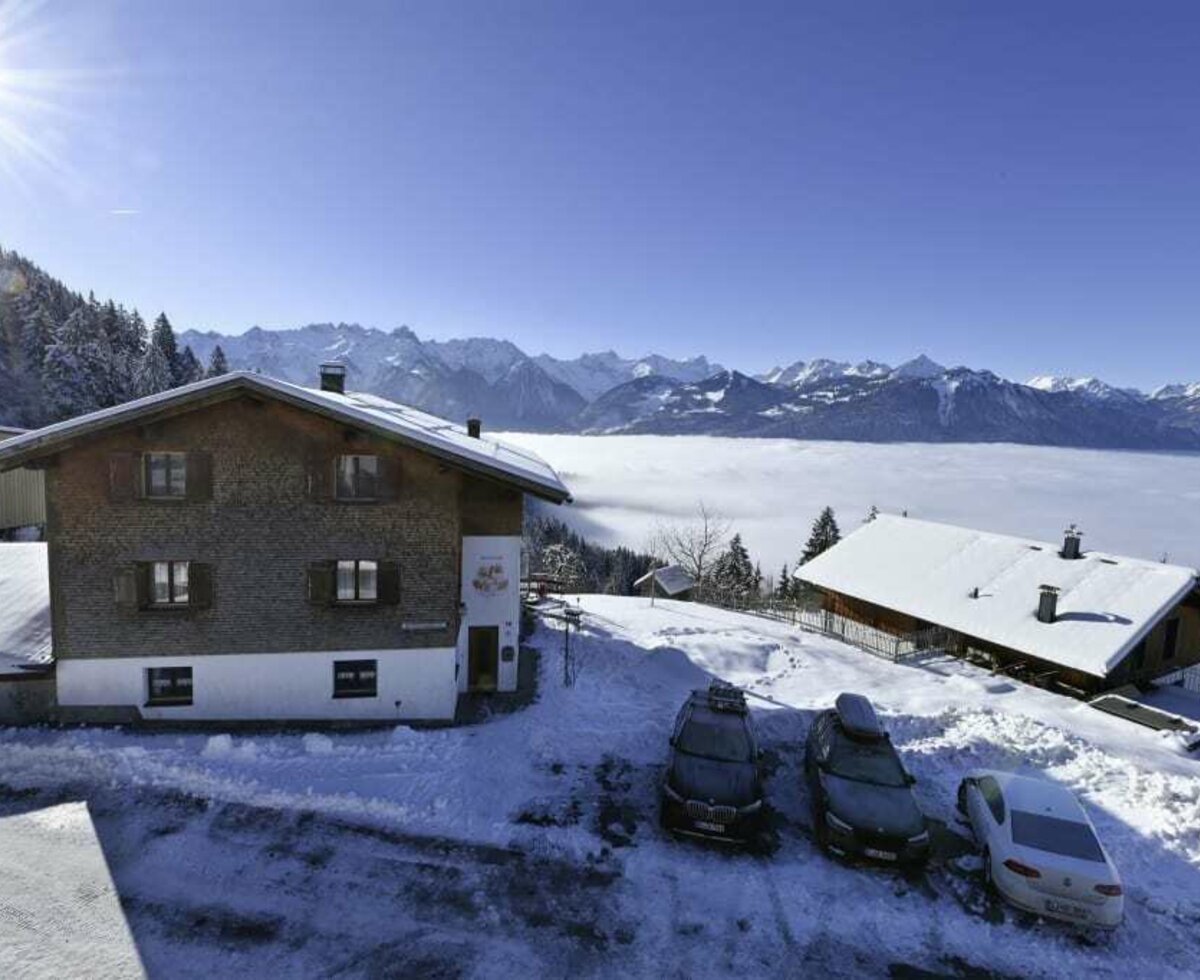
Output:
500,434,1200,578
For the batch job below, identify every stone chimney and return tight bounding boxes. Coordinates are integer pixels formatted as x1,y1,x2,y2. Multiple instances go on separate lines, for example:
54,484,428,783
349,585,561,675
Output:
1061,524,1083,560
1037,584,1061,624
466,417,482,439
319,362,346,394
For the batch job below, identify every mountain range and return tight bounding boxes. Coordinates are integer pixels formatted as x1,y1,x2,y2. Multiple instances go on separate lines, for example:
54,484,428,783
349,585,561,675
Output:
178,323,1200,450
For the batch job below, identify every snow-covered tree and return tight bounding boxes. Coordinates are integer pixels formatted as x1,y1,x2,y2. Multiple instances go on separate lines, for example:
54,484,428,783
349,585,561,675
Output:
42,307,107,419
175,345,203,386
864,504,880,524
709,533,756,602
800,506,841,564
775,563,793,601
150,312,181,383
207,344,229,378
541,543,586,591
133,343,174,398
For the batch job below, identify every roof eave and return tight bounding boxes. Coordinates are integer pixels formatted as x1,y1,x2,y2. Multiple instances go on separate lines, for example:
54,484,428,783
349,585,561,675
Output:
0,373,572,503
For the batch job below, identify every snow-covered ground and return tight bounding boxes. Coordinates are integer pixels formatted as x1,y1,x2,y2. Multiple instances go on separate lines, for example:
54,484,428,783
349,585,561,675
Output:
2,596,1198,977
499,434,1200,573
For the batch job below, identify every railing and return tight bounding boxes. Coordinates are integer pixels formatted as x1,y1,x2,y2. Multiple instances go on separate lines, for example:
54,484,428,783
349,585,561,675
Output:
1155,664,1200,694
703,592,941,664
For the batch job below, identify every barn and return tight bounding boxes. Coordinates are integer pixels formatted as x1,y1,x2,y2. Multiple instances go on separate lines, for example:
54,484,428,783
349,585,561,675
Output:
797,515,1200,697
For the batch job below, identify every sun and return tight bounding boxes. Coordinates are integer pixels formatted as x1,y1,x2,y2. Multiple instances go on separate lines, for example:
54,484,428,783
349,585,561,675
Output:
0,0,92,190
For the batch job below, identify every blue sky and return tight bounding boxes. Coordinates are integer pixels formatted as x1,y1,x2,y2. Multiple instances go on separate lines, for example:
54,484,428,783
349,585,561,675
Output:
2,1,1198,388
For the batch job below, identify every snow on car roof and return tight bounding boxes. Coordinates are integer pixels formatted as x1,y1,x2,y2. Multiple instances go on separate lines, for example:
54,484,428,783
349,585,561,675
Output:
798,514,1197,678
633,564,696,596
0,372,570,503
988,771,1085,822
0,543,51,676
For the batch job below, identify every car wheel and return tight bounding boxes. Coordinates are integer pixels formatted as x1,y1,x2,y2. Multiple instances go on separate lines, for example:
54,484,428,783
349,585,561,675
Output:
982,848,995,893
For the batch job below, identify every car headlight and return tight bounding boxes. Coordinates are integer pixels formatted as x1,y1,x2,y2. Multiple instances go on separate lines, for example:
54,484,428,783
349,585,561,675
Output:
663,782,684,803
825,810,853,833
739,799,763,815
907,830,930,845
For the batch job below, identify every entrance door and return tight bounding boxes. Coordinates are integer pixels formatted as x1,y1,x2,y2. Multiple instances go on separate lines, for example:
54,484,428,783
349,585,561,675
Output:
468,626,500,692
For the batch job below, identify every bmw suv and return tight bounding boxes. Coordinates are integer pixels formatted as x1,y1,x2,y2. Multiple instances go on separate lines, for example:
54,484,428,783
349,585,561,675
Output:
660,682,765,844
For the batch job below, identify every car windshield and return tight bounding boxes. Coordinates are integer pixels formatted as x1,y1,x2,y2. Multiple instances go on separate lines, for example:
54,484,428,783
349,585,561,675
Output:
1010,811,1106,862
827,733,908,788
676,711,752,763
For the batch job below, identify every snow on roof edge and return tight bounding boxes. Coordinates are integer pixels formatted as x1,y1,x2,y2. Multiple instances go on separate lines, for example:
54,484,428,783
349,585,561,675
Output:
0,371,571,502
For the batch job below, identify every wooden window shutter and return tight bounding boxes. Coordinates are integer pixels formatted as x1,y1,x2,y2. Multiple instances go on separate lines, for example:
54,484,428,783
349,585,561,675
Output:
306,453,331,501
307,561,335,605
376,455,399,502
189,563,214,609
378,561,401,605
186,452,214,502
135,563,152,609
108,452,143,502
113,565,139,608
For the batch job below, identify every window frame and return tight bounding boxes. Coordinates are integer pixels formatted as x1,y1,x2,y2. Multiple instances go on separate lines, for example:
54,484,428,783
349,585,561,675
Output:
978,776,1006,825
149,560,191,608
143,451,188,499
145,666,193,707
334,454,380,502
332,659,378,699
335,559,379,604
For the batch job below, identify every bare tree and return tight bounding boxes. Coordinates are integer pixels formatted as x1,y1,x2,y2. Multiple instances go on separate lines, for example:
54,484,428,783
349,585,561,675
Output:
649,502,731,597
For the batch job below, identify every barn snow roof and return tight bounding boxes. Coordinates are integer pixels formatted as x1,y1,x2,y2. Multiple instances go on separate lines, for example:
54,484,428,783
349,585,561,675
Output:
797,514,1197,678
0,372,570,503
634,564,696,596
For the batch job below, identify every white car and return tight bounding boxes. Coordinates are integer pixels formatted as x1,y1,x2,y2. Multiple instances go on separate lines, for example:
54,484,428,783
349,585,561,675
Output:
957,770,1124,929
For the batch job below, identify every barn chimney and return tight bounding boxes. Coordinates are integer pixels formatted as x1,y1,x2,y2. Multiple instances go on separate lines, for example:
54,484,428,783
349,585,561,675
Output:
1037,584,1061,624
1061,524,1083,560
319,362,347,394
466,417,482,439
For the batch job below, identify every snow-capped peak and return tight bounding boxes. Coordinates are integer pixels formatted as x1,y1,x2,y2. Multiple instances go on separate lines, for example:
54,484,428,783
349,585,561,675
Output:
1152,381,1200,401
891,354,946,380
1026,375,1143,401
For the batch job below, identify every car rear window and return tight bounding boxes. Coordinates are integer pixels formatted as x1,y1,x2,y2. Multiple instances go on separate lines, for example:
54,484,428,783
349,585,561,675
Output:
827,731,908,788
677,712,752,763
1010,811,1106,862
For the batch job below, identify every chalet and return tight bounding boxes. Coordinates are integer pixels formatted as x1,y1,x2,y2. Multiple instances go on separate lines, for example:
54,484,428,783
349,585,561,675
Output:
0,365,570,725
797,515,1200,697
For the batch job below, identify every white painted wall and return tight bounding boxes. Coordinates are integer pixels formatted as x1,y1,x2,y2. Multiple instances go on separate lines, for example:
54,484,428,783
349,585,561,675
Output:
459,535,521,693
57,647,457,722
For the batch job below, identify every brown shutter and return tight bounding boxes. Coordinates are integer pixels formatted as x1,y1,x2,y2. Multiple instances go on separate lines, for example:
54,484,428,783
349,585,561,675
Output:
378,560,400,605
375,455,399,502
307,561,334,605
113,565,139,608
108,452,143,502
306,453,331,501
189,562,214,609
135,562,152,609
186,452,214,502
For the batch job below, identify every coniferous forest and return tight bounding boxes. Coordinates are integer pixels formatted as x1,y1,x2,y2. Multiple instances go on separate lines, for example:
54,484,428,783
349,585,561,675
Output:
0,247,227,428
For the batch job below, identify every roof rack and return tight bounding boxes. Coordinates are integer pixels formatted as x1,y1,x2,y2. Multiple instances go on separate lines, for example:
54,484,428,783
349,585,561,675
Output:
835,693,885,740
706,681,748,714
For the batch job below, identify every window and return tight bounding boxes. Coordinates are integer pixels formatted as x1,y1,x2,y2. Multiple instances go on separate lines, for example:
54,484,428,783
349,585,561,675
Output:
1011,811,1106,862
978,776,1006,825
1164,619,1180,662
146,666,193,706
144,452,187,498
336,560,378,602
151,561,190,606
333,659,378,699
335,454,379,500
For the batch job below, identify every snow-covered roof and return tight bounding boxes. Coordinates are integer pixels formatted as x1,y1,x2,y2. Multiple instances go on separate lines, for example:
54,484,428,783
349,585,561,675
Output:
633,564,696,596
797,515,1197,678
0,543,51,676
0,372,570,503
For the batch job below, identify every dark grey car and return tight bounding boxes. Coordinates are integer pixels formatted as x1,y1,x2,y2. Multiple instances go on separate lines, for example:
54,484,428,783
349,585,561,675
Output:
804,693,930,865
660,683,765,843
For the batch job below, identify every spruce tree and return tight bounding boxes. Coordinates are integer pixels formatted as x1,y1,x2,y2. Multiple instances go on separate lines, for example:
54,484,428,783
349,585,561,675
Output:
150,312,181,382
175,345,203,386
42,306,107,420
207,344,229,377
800,506,841,564
864,504,879,523
133,343,174,397
775,563,792,601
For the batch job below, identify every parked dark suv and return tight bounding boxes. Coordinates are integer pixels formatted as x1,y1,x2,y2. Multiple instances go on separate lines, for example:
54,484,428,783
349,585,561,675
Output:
804,693,929,865
660,682,765,843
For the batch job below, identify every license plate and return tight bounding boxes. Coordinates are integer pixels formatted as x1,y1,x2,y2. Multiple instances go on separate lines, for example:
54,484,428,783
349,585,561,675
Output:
1046,899,1089,920
864,847,897,861
694,820,726,833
